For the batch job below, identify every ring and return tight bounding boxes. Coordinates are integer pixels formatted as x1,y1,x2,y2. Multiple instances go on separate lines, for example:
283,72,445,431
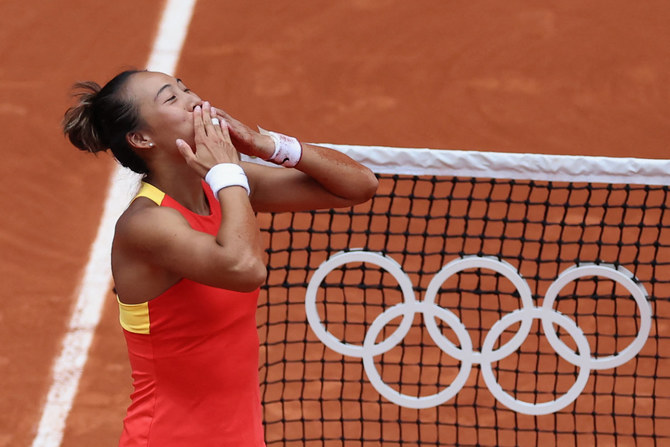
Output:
211,118,220,126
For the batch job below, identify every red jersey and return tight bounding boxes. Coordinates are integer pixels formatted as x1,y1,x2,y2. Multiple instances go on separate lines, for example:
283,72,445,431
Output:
117,182,265,447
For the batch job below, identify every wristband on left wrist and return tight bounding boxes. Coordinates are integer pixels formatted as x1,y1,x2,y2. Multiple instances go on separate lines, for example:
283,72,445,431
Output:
205,163,250,197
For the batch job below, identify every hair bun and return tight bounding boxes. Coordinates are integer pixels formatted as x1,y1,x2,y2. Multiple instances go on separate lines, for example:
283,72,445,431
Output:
62,81,108,154
62,70,148,174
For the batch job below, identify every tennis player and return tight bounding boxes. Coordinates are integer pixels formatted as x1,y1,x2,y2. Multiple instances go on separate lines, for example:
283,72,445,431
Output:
62,70,378,447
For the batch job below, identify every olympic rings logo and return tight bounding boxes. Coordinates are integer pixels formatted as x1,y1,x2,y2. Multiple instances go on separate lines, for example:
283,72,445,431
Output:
305,251,652,415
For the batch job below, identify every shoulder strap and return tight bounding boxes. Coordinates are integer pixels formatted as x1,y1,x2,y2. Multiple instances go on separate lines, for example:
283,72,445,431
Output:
135,182,165,206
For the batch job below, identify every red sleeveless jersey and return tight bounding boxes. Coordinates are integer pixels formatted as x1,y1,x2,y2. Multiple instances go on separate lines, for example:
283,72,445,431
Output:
117,182,265,447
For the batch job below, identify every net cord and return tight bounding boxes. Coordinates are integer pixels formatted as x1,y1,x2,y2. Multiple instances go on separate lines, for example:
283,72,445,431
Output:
245,144,670,185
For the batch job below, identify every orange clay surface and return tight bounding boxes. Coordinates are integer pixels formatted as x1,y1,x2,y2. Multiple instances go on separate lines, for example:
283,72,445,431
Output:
0,1,669,446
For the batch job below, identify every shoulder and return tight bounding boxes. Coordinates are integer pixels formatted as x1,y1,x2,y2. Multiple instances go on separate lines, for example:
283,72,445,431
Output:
114,197,190,250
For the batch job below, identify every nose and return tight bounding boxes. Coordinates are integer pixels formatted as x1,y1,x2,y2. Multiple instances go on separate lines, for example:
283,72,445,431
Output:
185,92,203,111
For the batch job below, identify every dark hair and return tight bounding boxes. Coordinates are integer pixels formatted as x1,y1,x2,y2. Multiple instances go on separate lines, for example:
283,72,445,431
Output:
62,70,149,174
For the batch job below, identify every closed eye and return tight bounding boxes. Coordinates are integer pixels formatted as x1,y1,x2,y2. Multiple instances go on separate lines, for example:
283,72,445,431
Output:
164,89,190,103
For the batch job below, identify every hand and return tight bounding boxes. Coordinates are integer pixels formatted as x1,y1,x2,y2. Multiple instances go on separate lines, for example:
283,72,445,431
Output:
212,107,275,160
176,102,240,177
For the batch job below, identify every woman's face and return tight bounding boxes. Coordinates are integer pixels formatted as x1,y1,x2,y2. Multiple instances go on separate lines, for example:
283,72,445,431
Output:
126,71,203,151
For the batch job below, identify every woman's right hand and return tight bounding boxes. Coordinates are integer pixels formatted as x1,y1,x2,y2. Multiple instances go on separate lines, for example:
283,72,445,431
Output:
176,101,240,178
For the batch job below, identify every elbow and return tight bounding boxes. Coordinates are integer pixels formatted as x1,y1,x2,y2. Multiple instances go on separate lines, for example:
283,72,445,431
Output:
245,262,268,291
233,257,267,292
351,171,379,204
364,173,379,200
212,251,267,292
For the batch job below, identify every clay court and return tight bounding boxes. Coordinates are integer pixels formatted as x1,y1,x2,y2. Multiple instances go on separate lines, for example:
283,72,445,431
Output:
1,1,670,446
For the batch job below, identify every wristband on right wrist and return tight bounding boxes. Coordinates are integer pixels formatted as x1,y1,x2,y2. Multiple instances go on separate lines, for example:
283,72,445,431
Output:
258,127,302,167
205,163,250,197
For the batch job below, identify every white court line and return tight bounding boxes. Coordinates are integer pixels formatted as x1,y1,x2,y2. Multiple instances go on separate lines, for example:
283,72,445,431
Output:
31,0,197,445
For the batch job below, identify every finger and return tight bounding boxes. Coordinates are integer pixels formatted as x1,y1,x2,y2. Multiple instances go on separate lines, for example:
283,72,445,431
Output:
212,107,245,141
212,106,229,119
176,138,196,162
202,101,215,135
193,105,206,140
218,118,233,144
210,116,222,131
214,107,236,121
209,106,224,138
213,107,240,128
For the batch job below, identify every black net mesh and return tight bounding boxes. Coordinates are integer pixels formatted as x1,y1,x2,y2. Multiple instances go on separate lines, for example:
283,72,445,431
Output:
256,174,670,446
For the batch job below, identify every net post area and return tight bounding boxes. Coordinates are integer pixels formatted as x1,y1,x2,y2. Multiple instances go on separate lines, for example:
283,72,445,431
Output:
249,146,670,446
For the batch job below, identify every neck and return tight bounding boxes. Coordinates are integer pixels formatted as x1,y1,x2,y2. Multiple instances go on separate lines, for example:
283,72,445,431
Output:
144,162,210,215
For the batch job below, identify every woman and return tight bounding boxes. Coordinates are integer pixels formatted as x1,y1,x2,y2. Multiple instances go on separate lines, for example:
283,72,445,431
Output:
62,69,378,446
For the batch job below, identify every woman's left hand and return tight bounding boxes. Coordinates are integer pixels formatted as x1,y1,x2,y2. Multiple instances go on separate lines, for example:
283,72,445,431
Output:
212,107,275,160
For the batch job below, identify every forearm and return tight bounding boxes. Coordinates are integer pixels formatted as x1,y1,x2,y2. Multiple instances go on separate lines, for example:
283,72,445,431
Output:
211,109,378,209
213,186,267,290
293,142,378,203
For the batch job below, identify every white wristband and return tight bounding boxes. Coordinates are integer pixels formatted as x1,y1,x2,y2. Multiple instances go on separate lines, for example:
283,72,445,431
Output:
205,163,250,197
259,128,302,167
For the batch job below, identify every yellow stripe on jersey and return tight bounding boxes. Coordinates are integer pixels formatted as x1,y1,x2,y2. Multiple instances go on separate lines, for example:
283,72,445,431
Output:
116,182,163,334
118,297,150,334
135,182,165,205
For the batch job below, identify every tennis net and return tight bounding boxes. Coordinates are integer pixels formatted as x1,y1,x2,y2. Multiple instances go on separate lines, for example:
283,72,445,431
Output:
254,145,670,446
